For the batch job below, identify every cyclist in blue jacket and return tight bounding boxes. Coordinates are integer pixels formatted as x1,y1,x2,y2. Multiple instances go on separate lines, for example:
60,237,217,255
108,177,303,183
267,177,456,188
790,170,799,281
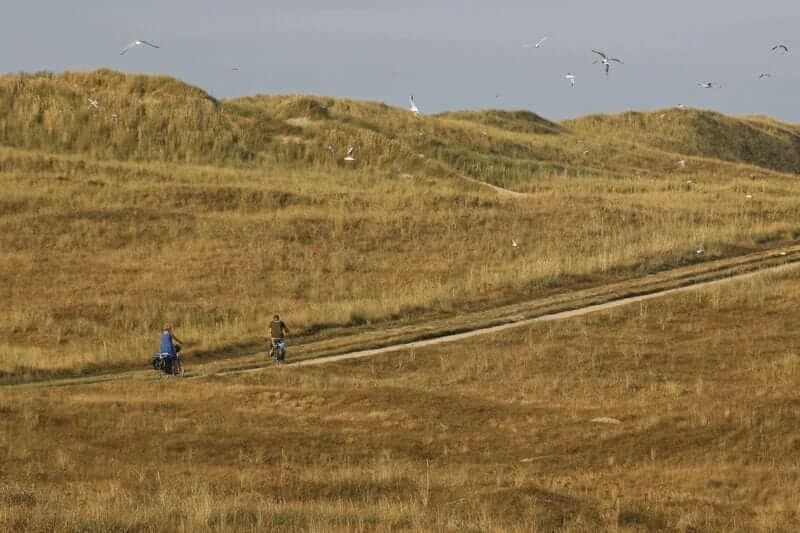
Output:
160,324,183,356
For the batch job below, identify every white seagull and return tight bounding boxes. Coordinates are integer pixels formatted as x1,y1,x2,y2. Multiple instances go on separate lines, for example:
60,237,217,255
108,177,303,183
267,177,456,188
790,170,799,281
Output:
409,95,420,117
120,39,160,55
697,82,719,89
592,50,623,75
772,44,789,53
523,36,549,48
344,146,356,161
759,73,772,79
87,98,99,109
565,73,576,86
512,239,519,248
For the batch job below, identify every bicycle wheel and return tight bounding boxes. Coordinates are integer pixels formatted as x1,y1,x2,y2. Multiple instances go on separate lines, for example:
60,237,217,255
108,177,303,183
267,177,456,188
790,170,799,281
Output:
172,357,185,376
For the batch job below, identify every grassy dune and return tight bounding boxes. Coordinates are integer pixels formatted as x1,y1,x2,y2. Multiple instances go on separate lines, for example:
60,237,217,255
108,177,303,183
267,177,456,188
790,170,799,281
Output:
4,68,800,531
1,70,800,377
2,269,799,531
2,143,800,377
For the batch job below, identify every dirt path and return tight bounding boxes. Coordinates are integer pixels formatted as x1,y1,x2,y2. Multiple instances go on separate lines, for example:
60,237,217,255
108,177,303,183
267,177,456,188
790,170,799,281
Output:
228,259,800,373
457,175,531,197
8,244,800,387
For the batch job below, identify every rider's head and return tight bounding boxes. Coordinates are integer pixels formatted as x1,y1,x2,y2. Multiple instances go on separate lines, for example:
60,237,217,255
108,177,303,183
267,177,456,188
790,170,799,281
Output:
163,323,171,331
273,314,279,320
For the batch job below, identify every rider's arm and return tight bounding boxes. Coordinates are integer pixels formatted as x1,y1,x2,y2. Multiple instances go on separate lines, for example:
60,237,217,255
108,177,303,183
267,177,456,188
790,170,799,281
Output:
172,333,183,345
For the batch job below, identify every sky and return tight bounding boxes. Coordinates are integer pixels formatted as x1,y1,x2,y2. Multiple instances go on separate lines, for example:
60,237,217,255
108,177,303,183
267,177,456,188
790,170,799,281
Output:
3,1,800,122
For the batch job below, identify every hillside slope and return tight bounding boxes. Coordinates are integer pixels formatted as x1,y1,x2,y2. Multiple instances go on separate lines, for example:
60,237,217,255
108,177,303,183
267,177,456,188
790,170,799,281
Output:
564,108,800,174
2,70,799,186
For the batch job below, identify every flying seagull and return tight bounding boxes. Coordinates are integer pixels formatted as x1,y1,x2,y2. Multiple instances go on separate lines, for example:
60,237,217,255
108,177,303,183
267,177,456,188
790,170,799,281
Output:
512,239,519,248
344,146,355,161
565,73,576,86
523,36,549,48
120,39,160,55
772,44,789,53
759,73,772,79
87,98,99,109
697,82,720,88
409,95,420,117
591,50,623,75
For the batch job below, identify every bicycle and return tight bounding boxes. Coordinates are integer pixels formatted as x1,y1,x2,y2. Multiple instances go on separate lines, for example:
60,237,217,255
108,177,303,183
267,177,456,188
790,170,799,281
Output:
268,339,287,364
150,351,185,377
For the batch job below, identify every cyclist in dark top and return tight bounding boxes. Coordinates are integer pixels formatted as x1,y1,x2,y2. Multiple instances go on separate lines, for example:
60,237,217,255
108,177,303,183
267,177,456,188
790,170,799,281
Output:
269,314,290,363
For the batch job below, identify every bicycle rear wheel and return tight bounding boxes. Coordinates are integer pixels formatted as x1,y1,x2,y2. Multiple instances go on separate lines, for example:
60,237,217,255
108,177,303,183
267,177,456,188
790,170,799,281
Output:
172,357,185,376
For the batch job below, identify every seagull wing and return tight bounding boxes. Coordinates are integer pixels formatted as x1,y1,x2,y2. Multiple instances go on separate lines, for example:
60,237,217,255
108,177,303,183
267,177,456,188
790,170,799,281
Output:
139,40,160,49
591,49,607,59
534,36,548,47
609,57,623,63
119,42,134,55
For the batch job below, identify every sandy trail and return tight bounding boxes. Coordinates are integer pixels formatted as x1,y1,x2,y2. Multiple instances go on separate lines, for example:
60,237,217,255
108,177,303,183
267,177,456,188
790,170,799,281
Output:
7,246,800,387
223,258,800,374
457,175,531,197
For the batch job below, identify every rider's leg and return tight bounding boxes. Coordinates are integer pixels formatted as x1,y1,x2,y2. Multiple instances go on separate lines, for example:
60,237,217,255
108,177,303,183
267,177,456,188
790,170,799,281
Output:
276,339,285,362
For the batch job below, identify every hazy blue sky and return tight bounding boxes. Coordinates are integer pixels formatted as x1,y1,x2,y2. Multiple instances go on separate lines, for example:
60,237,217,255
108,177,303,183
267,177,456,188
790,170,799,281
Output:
3,1,800,121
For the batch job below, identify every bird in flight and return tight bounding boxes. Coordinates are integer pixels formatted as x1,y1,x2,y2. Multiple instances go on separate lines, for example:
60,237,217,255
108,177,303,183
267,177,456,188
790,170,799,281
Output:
523,36,549,48
591,50,623,75
87,98,99,109
697,82,720,89
120,40,160,55
409,95,420,117
759,73,772,79
565,73,576,86
344,146,356,161
772,44,789,53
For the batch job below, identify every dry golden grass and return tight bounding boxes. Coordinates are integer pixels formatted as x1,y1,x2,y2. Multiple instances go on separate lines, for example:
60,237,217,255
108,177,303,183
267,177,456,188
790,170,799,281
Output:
2,269,800,531
2,69,800,382
2,142,800,378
